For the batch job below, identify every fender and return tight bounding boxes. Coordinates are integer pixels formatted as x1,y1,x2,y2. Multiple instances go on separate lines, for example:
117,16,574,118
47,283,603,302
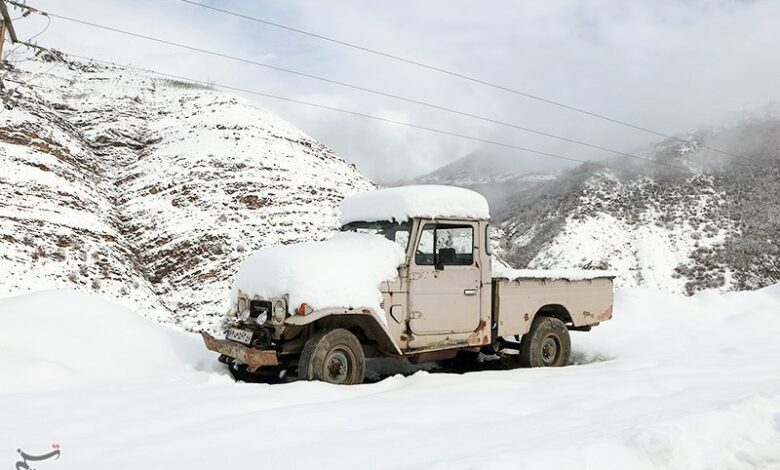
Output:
284,306,402,355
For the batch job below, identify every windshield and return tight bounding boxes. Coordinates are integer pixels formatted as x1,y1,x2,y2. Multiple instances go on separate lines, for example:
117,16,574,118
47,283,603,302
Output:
341,220,411,249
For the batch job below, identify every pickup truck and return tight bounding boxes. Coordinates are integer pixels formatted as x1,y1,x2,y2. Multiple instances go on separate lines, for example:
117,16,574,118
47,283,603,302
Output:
202,185,614,385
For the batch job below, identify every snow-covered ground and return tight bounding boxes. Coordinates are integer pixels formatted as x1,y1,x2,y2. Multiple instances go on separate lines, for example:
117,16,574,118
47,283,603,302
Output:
2,286,780,469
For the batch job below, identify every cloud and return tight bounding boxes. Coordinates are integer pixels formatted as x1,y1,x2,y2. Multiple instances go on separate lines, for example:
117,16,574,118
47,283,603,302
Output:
11,0,780,181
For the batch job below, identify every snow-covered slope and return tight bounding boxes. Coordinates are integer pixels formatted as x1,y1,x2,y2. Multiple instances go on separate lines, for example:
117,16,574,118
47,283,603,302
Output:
497,115,780,295
2,286,780,468
415,150,562,186
0,290,216,394
0,50,374,330
410,150,560,213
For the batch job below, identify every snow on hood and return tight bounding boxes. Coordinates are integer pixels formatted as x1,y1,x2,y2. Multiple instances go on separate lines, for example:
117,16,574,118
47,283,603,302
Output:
231,232,405,319
339,185,490,224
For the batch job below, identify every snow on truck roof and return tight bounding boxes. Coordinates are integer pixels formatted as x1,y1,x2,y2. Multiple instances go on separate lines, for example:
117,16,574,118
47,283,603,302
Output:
339,185,490,225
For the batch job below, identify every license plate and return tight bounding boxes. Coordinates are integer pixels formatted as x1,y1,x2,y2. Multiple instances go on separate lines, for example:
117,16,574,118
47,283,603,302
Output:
225,328,253,345
219,341,247,362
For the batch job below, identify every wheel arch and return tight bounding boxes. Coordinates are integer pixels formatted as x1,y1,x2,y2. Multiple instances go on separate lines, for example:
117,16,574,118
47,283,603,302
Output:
309,314,402,356
534,304,573,326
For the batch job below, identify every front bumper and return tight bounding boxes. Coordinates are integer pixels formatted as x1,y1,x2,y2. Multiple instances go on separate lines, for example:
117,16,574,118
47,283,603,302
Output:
201,331,279,369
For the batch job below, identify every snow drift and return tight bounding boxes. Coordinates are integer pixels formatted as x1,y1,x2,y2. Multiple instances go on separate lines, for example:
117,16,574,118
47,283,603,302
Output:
0,290,214,394
231,232,405,318
2,286,780,468
339,185,490,224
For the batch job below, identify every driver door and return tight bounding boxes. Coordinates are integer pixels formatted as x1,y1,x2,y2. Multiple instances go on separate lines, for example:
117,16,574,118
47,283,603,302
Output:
408,221,481,348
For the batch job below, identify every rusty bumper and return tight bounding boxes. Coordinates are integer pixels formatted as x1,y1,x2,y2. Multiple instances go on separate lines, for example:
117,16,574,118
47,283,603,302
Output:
201,331,279,368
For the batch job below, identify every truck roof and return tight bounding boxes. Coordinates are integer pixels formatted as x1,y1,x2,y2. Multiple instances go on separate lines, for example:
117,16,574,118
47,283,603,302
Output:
339,185,490,224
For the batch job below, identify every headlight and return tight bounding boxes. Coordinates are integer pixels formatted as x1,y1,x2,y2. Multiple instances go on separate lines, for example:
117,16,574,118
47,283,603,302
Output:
273,299,287,323
238,297,248,314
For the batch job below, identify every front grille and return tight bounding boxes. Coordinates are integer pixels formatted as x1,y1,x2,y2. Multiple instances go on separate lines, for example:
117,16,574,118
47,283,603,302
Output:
251,327,274,348
249,300,272,320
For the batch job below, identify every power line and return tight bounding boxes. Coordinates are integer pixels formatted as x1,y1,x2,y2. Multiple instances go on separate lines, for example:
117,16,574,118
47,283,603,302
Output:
12,5,688,170
172,0,749,162
3,11,49,62
23,50,654,177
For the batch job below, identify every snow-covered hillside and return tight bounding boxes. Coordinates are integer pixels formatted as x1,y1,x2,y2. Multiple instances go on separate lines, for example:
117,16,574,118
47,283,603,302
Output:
493,116,780,295
0,50,374,330
3,286,780,468
507,172,741,293
411,150,560,213
414,150,561,187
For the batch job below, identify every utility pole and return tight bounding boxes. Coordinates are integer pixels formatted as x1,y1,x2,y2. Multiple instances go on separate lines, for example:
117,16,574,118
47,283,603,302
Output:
0,0,20,59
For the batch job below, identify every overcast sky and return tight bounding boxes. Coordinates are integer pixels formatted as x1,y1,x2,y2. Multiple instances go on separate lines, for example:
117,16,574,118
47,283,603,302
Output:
10,0,780,181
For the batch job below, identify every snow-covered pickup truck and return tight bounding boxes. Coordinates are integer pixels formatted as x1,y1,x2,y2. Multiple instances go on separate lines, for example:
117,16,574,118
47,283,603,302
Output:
202,185,615,384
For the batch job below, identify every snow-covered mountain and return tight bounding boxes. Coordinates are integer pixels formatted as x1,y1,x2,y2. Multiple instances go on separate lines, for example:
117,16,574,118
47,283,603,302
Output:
412,150,561,212
0,50,374,331
495,113,780,294
414,150,562,186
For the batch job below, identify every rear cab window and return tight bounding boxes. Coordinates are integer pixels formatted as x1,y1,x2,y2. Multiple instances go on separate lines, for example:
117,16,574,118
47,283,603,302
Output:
341,220,411,250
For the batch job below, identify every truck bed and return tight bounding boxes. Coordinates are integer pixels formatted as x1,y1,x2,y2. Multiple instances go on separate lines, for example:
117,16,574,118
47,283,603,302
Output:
492,271,615,337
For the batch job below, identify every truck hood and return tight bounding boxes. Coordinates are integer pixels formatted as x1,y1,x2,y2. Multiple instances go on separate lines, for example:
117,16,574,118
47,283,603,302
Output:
231,232,405,316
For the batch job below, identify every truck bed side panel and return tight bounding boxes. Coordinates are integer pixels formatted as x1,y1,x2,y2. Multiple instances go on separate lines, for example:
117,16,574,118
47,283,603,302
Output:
494,277,614,337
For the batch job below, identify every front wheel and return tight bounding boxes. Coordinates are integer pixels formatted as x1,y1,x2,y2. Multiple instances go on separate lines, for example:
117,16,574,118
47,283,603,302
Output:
299,328,365,384
519,316,571,367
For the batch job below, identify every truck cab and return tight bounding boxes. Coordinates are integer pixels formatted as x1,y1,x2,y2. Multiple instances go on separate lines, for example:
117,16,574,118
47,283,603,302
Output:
202,185,614,384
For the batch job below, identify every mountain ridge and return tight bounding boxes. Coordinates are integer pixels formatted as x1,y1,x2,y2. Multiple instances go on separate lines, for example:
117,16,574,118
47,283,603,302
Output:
494,115,780,294
0,50,375,330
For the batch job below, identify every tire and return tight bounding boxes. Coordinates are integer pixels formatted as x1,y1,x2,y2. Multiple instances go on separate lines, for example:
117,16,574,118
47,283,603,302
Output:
227,361,285,384
519,316,571,367
299,328,365,385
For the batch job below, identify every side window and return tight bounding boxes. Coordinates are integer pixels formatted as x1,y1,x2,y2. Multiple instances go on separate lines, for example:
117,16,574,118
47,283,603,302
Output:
415,225,436,265
485,224,493,255
415,224,474,266
394,230,410,249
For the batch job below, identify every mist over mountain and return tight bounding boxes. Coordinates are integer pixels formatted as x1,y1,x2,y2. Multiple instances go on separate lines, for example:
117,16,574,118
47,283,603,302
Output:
410,150,565,212
410,106,780,295
490,109,780,294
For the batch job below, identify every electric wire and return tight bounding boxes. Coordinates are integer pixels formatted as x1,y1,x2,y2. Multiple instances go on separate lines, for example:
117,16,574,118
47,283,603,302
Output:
4,5,696,170
172,0,748,161
3,9,49,62
59,51,659,176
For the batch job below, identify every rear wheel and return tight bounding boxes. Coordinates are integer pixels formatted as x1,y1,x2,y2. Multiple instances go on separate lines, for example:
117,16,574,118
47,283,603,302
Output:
519,316,571,367
299,328,365,384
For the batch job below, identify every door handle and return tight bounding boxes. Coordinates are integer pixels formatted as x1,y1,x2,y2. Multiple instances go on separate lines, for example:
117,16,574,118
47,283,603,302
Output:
464,289,477,296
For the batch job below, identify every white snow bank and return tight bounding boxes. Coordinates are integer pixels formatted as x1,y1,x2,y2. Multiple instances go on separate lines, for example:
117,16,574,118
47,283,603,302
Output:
492,256,616,280
0,290,215,393
3,286,780,468
231,232,405,319
339,185,490,224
